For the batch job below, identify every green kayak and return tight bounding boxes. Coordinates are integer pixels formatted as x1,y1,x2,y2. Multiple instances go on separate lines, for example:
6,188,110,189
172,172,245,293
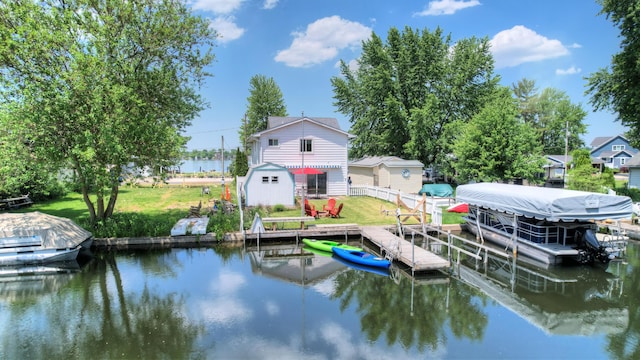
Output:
302,238,362,253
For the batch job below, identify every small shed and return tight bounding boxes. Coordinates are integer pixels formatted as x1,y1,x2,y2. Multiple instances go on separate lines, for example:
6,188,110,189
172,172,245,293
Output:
349,156,424,194
243,162,295,207
627,154,640,189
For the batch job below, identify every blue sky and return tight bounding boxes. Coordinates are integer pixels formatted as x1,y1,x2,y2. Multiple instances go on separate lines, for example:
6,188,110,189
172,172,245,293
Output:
185,0,626,151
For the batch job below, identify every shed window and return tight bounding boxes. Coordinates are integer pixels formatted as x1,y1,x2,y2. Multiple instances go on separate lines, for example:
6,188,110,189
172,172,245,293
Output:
271,176,279,183
268,138,279,147
262,176,269,183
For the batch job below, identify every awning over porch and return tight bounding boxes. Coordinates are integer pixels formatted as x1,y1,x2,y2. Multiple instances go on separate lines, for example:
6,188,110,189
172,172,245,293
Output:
284,164,341,169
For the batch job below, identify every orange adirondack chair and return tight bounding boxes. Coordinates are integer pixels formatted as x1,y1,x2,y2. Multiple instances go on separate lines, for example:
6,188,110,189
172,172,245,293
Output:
329,203,343,218
304,200,318,218
322,198,336,212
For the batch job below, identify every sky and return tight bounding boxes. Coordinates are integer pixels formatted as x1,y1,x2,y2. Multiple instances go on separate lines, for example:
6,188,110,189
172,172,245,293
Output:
184,0,627,151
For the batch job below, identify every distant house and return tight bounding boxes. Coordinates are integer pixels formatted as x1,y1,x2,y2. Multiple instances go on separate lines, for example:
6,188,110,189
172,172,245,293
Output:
240,163,295,207
590,135,638,171
248,116,353,196
349,156,424,194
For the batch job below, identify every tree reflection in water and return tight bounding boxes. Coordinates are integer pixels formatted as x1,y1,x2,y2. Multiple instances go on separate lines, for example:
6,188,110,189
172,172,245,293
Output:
331,266,487,351
1,241,640,358
0,250,203,359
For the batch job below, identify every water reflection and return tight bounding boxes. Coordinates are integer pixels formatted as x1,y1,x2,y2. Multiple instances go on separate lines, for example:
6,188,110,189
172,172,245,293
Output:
1,240,640,358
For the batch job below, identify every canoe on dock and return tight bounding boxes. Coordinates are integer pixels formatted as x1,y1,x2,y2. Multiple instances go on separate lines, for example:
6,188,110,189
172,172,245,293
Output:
302,238,362,253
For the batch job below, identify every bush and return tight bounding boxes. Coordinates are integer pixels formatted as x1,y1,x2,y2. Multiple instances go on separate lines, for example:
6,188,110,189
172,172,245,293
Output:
272,204,286,212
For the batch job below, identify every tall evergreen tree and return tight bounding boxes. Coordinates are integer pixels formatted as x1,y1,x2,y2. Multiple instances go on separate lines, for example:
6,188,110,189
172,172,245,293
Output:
239,75,287,152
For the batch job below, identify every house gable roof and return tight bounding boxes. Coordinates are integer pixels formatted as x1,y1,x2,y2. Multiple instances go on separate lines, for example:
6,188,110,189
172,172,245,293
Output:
590,134,632,154
250,116,353,139
349,156,423,168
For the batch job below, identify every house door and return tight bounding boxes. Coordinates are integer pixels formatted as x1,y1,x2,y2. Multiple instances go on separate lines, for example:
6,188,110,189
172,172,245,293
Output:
307,173,327,197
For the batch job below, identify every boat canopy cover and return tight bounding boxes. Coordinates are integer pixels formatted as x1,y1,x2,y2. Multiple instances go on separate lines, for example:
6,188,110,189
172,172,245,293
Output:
455,183,633,221
418,183,453,197
0,211,92,248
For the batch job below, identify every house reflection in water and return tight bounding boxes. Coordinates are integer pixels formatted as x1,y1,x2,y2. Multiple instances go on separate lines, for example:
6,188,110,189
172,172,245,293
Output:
247,244,346,286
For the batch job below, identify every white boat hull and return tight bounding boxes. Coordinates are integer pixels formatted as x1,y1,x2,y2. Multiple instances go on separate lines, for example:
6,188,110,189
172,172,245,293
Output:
0,246,81,266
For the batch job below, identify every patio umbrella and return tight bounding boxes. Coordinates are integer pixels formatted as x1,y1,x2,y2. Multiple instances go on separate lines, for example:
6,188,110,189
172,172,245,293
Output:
290,167,323,198
289,167,323,175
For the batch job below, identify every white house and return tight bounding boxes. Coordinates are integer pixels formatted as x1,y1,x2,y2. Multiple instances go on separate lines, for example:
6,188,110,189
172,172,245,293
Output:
248,116,353,196
241,162,296,206
348,156,424,194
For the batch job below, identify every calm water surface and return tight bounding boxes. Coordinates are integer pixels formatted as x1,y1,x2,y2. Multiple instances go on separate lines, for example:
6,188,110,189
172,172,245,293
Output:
1,237,639,359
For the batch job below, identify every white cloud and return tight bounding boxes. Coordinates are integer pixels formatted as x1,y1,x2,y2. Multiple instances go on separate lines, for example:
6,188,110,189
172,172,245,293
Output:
191,0,245,15
275,16,371,68
210,16,245,44
568,42,582,49
414,0,481,16
556,66,582,75
489,25,569,68
263,0,278,10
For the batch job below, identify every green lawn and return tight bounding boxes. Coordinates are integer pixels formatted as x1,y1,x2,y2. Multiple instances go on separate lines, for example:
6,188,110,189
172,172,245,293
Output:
20,184,465,236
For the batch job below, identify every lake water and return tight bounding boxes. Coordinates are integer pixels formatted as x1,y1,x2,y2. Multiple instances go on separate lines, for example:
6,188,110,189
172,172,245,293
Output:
178,159,230,173
1,237,638,359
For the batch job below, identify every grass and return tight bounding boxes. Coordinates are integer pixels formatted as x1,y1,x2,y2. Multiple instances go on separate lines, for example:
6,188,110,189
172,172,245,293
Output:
20,183,465,237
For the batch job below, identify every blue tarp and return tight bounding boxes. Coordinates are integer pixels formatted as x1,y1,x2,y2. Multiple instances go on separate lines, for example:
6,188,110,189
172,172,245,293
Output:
418,184,453,197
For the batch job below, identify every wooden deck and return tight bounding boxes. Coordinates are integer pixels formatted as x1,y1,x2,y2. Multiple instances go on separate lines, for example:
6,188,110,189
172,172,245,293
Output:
361,226,449,271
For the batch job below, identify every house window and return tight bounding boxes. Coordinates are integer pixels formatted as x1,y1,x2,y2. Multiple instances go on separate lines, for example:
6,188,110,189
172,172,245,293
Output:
268,138,279,147
620,158,628,165
613,144,625,151
271,176,278,183
262,176,269,183
300,139,312,152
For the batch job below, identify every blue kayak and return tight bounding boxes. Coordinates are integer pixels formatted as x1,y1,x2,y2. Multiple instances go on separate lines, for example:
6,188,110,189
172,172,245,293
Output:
332,247,391,269
332,253,390,277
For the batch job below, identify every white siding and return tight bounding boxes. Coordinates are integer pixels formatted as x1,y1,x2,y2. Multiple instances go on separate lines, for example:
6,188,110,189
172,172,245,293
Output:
244,166,295,206
252,119,349,196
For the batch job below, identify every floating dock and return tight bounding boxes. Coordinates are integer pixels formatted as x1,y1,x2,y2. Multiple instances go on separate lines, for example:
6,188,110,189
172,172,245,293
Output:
361,226,450,272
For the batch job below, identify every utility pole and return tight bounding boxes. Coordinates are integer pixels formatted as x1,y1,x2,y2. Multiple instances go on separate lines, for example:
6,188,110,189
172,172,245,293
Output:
300,114,305,217
563,121,569,187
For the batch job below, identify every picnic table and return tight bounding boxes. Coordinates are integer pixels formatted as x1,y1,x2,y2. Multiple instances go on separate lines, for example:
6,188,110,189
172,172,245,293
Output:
0,194,33,210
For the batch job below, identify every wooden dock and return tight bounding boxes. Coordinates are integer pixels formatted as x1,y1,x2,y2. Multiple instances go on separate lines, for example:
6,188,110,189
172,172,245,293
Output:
361,226,449,271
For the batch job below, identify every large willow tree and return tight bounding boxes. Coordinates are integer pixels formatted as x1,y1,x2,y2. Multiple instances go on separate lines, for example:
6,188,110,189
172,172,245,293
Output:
0,0,216,223
331,26,499,169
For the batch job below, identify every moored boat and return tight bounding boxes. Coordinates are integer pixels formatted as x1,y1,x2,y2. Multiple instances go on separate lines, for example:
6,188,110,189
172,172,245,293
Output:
0,212,93,266
331,247,391,269
302,238,362,253
456,183,633,265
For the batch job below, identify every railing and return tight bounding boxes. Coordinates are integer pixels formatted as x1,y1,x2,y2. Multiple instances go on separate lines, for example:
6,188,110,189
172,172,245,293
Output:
349,185,452,226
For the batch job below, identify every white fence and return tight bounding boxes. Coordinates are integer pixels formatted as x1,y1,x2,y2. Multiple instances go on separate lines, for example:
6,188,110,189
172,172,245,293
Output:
349,185,454,225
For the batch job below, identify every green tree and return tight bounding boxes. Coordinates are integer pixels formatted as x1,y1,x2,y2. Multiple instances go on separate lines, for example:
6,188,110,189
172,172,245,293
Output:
232,147,249,177
586,0,640,146
567,148,612,193
332,26,499,169
512,79,587,154
239,75,288,152
453,87,545,183
0,0,216,223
